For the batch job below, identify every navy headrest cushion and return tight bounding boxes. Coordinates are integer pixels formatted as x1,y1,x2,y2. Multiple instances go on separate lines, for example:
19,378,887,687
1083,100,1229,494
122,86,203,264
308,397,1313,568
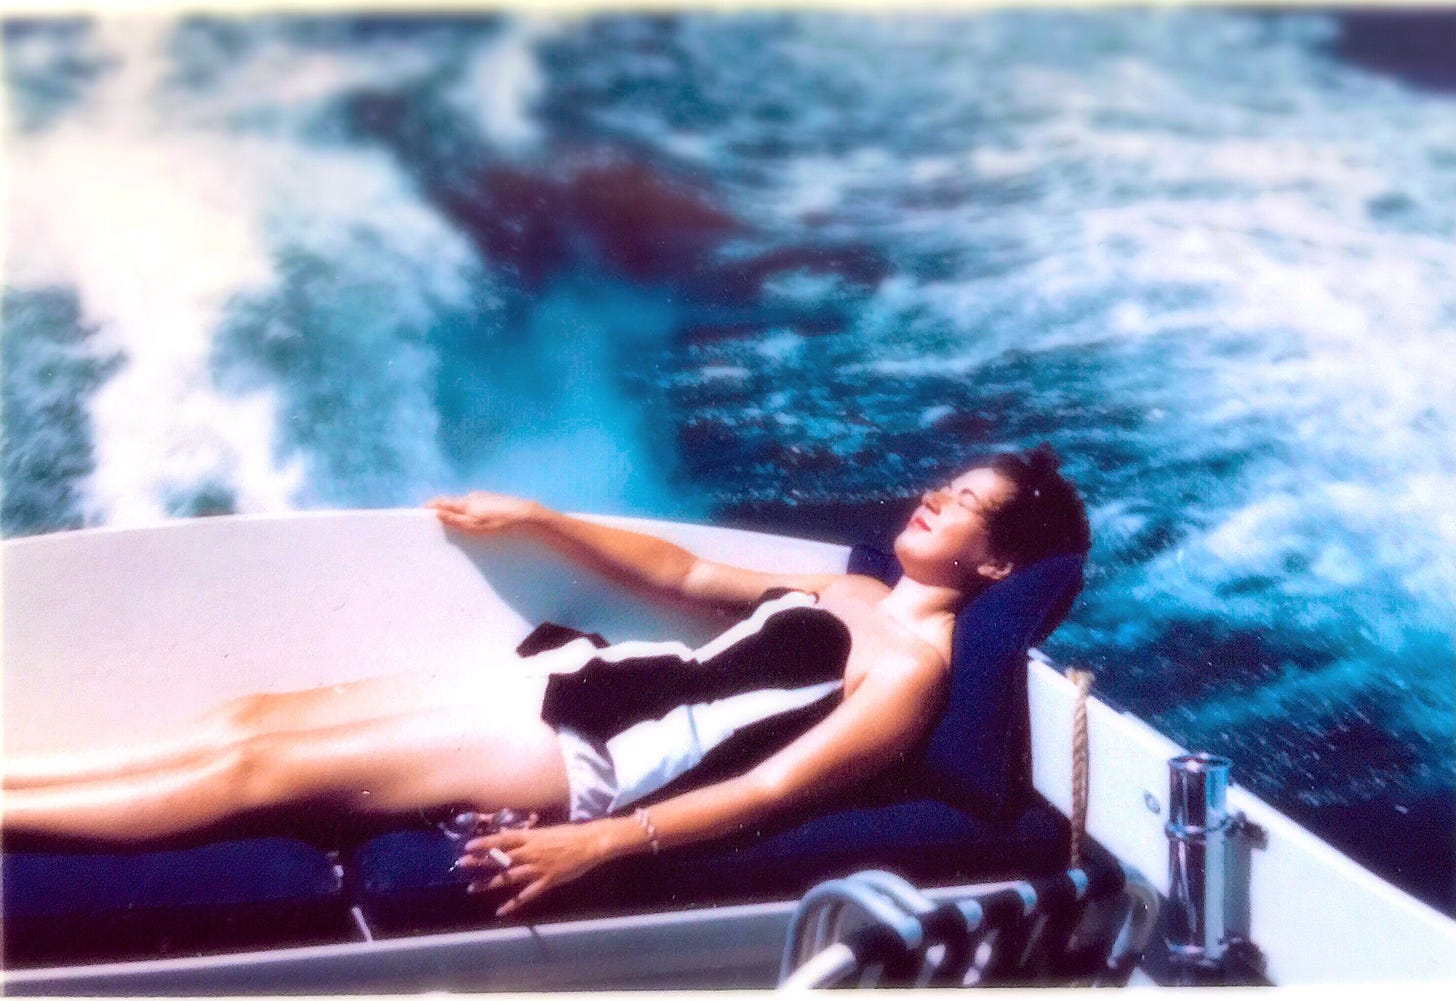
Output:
848,545,1085,818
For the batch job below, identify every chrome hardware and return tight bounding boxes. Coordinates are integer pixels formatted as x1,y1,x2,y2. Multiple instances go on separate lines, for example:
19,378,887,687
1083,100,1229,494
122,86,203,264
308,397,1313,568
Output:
1164,752,1231,970
1228,810,1268,850
780,877,924,986
1161,754,1268,983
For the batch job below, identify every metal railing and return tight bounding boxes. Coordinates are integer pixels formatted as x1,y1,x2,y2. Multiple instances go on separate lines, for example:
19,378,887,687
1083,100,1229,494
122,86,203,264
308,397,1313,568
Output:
779,863,1160,989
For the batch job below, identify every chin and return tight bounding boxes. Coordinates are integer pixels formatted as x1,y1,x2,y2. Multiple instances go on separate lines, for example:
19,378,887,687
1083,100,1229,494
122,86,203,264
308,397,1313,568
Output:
892,541,962,591
891,531,918,568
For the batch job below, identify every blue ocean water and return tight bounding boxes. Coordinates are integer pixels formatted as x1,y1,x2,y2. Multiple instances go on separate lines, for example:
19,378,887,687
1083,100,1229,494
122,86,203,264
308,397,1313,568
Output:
4,9,1453,911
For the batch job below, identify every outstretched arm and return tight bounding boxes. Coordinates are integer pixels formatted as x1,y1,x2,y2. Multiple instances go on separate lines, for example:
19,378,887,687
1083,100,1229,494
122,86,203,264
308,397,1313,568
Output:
460,652,944,916
427,491,837,610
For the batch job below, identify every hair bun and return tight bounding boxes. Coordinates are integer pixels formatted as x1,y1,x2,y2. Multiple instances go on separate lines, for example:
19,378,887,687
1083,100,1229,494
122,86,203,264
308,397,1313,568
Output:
1027,442,1061,474
986,441,1092,564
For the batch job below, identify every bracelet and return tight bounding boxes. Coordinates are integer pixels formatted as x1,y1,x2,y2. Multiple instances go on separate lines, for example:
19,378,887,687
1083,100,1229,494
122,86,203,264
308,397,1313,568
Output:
633,807,661,855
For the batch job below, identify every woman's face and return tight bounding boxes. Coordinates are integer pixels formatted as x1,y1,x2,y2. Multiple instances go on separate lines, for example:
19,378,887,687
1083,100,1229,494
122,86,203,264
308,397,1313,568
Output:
893,466,1017,589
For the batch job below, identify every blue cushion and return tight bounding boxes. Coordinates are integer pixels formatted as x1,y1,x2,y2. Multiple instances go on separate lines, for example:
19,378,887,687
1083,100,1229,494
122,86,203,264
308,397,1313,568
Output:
350,797,1072,931
349,827,493,933
2,837,347,966
850,546,1086,818
3,837,342,918
622,795,1070,905
355,827,472,897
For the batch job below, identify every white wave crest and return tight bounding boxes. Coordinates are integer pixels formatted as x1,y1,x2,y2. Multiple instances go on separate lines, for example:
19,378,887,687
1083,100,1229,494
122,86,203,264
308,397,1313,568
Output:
6,17,488,525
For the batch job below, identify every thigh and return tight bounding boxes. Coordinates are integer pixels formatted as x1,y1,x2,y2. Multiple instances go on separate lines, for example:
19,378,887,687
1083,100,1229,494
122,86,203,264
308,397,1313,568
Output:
256,677,570,818
226,660,539,736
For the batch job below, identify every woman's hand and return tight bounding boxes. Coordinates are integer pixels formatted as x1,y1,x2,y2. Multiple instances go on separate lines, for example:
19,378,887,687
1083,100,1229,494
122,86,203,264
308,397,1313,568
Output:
426,491,544,535
457,819,629,917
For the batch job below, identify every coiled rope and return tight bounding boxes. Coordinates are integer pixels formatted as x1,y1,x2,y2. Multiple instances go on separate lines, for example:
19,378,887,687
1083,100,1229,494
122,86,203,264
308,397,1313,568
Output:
1064,668,1095,869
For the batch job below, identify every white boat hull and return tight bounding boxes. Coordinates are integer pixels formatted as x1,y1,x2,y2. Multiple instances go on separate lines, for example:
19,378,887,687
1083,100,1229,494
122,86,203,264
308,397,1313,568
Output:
4,510,1454,985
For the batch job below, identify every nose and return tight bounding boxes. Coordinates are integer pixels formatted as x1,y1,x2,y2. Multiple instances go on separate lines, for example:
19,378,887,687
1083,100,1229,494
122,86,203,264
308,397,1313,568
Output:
922,486,946,511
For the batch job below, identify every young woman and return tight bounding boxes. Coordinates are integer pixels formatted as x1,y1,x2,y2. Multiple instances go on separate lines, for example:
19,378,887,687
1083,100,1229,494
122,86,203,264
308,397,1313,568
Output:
1,446,1088,918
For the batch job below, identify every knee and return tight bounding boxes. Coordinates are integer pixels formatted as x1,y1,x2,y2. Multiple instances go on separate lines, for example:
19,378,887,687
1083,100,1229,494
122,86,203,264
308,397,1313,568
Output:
227,731,363,814
218,693,273,735
227,732,300,811
204,693,284,751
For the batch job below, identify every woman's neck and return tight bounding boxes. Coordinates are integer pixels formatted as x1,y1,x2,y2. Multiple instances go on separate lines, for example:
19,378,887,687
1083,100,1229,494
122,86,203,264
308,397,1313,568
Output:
878,575,977,652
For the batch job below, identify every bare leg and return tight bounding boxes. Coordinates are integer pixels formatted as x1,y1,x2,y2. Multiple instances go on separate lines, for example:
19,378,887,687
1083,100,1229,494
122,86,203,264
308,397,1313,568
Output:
4,667,498,790
1,685,570,843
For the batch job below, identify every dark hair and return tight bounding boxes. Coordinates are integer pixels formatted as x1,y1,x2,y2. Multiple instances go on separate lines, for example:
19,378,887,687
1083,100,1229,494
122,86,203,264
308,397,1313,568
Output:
986,443,1091,567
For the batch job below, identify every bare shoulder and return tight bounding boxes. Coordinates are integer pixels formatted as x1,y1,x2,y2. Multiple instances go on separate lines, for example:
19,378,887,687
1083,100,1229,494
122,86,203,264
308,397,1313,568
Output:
838,637,946,723
876,641,949,682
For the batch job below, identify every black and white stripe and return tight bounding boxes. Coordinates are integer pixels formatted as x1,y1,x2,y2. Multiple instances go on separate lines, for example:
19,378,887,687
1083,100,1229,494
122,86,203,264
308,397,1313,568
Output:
524,589,853,811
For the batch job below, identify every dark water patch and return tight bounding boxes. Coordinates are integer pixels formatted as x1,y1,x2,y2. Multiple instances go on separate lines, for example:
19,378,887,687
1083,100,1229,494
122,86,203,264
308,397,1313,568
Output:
678,418,750,477
2,17,111,133
537,15,738,138
1,288,122,538
969,350,1168,438
338,74,511,200
1365,189,1421,229
1103,619,1331,719
691,244,888,306
911,248,983,284
1021,427,1151,484
1334,9,1456,93
425,156,745,291
1113,452,1259,515
413,145,891,318
665,343,1021,506
167,17,260,92
894,170,1052,215
718,495,920,553
1298,698,1428,794
765,442,843,475
434,163,575,289
677,414,855,486
1099,511,1187,566
1180,689,1429,812
274,11,502,47
679,310,847,343
896,177,978,212
924,408,1000,439
536,12,1006,165
564,159,743,281
164,480,238,519
1215,573,1281,599
1282,791,1455,915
